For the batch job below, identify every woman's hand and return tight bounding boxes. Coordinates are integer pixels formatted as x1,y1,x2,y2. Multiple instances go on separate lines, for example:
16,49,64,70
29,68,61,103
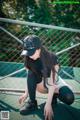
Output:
18,92,28,104
44,103,54,120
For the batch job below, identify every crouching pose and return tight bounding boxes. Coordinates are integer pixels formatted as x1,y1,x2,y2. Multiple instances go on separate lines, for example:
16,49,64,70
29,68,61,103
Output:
19,35,74,120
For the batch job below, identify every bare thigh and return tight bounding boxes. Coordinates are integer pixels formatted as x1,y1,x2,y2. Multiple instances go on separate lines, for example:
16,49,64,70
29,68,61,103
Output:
36,80,48,94
36,80,59,94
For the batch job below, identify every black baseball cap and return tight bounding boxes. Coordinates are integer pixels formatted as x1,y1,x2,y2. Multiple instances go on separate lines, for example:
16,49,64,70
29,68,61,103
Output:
21,35,42,56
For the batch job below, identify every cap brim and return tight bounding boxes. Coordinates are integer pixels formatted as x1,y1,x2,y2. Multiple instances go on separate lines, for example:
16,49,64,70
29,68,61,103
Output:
21,48,36,56
21,50,28,56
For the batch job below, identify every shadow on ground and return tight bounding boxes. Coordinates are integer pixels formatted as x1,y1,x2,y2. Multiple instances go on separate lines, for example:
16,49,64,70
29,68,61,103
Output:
36,102,80,120
0,100,80,120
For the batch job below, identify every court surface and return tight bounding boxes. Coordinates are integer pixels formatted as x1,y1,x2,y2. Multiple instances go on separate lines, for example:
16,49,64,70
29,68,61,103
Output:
0,77,80,120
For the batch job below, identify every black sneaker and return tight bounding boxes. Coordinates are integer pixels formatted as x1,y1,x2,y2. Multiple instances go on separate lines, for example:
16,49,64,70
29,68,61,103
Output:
20,100,38,115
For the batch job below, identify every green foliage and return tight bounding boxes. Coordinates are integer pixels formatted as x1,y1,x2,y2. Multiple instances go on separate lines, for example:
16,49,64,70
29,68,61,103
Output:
1,0,80,28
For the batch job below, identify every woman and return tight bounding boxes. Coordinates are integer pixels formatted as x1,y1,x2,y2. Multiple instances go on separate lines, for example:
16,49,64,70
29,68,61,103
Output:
19,35,74,120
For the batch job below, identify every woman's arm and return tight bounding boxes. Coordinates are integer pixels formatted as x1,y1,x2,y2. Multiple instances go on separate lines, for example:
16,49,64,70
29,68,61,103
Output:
44,64,59,120
46,64,59,103
18,82,28,104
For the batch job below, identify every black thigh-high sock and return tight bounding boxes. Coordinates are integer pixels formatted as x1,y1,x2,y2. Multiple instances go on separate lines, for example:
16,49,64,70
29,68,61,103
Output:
27,71,37,101
27,70,42,102
58,86,74,105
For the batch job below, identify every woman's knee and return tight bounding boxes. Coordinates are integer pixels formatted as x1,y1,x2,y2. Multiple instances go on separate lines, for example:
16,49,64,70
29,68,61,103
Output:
64,92,74,105
59,86,75,105
28,70,34,77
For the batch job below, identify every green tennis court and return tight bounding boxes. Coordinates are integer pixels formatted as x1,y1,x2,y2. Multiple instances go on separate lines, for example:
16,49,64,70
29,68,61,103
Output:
0,77,80,120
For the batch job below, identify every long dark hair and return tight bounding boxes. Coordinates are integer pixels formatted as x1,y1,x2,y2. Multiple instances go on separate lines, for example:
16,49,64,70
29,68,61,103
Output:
41,46,57,84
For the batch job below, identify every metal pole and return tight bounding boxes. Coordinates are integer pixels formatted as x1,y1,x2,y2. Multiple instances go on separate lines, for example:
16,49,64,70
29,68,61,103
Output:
0,18,80,33
0,26,23,45
56,42,80,55
0,67,26,80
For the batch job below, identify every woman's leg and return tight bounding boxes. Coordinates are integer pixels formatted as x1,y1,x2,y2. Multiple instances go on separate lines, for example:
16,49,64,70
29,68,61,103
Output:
27,70,42,101
58,86,75,105
20,70,40,115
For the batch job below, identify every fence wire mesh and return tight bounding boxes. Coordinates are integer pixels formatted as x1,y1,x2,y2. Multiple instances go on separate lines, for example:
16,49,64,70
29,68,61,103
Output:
0,22,80,65
0,19,80,94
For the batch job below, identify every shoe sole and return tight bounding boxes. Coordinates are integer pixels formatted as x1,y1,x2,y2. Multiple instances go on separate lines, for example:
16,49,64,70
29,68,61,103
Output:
20,107,38,115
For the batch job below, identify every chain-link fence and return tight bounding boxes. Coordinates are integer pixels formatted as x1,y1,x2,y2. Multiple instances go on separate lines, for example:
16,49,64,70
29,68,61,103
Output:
0,18,80,94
